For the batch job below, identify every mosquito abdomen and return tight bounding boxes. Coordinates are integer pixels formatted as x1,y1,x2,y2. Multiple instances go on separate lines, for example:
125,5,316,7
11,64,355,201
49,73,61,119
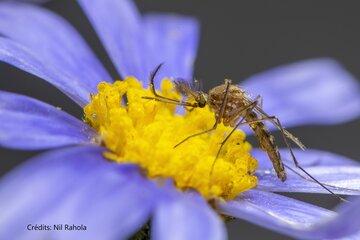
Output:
246,112,287,181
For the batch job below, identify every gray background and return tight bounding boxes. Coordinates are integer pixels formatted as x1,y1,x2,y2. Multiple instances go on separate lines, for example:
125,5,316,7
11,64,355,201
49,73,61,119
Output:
0,1,359,239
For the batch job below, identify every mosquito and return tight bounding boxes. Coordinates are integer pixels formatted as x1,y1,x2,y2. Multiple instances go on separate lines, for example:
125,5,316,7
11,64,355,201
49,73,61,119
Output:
143,63,345,201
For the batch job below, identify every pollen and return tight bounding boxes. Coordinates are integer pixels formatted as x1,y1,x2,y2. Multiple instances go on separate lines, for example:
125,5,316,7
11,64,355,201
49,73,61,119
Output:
84,77,258,200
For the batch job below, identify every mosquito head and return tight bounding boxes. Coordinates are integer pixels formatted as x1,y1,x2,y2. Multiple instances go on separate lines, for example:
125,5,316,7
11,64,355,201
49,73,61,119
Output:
195,92,208,108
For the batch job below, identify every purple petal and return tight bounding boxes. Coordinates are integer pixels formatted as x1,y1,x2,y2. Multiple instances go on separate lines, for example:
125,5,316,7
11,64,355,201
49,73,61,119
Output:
256,165,360,195
219,190,360,239
253,148,360,195
143,14,200,87
152,190,226,240
0,91,95,150
77,0,200,85
0,2,111,106
77,0,146,81
0,37,87,106
253,148,360,170
0,146,157,240
242,58,360,129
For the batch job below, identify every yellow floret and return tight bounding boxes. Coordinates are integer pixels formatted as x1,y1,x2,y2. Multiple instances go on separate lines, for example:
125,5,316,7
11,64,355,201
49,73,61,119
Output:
84,77,258,200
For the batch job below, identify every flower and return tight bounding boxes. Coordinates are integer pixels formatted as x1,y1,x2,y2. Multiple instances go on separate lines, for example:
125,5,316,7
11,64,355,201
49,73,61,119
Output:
0,1,359,239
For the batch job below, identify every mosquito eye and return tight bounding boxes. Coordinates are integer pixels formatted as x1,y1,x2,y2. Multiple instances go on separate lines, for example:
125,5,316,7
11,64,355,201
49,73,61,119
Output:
198,100,206,108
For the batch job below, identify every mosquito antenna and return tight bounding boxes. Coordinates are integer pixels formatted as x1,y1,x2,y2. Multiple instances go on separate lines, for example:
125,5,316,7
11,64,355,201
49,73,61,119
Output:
143,63,200,108
149,63,164,87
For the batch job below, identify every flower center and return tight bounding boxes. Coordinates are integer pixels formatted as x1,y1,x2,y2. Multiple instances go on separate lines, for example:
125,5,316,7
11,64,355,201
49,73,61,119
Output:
84,77,258,200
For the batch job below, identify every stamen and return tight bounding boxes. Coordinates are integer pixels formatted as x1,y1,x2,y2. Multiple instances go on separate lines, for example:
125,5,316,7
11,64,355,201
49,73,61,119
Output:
84,77,258,200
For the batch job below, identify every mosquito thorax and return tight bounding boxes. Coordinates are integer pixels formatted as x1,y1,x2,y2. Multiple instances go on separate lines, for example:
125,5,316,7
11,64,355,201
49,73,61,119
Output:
208,83,247,126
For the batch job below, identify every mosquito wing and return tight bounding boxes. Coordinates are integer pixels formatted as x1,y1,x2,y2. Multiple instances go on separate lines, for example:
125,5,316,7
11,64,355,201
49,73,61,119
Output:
174,78,199,98
192,78,204,92
244,96,306,150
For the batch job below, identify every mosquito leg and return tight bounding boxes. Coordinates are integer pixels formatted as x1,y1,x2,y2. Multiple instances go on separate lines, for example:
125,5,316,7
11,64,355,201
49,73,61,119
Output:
208,100,263,184
283,162,352,201
254,108,305,149
209,96,261,175
258,96,263,109
214,112,346,201
271,116,345,201
208,98,260,191
224,95,262,122
174,125,218,148
212,101,259,179
217,79,232,119
215,95,262,159
253,114,346,201
174,79,232,148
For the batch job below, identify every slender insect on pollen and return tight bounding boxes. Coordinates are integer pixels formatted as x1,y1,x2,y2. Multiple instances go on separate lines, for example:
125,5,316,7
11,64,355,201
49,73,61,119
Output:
143,63,346,201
